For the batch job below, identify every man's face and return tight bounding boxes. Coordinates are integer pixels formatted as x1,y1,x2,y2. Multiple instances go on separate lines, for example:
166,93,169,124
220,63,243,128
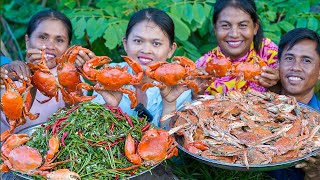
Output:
280,39,320,98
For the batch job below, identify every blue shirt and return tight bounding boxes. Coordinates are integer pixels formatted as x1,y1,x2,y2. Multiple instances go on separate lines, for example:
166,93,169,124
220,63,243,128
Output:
91,62,192,127
1,56,12,66
307,94,320,111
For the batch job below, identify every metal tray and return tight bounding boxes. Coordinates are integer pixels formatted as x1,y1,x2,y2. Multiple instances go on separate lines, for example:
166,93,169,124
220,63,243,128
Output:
167,101,320,171
7,124,160,179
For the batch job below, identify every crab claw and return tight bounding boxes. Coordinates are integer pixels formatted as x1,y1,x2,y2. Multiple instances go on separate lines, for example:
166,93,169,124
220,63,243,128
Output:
46,169,81,180
124,133,142,165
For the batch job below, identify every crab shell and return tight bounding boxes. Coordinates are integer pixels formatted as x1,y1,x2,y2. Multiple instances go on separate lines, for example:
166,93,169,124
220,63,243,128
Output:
234,62,262,80
137,128,175,163
31,70,58,98
46,169,81,180
1,91,23,120
7,145,42,173
147,63,189,86
205,56,232,77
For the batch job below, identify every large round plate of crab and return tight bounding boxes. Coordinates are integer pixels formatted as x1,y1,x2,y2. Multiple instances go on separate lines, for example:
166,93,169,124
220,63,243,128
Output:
164,90,320,171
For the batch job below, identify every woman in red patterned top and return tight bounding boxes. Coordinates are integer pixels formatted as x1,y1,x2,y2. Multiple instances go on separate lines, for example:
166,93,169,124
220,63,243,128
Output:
196,0,279,94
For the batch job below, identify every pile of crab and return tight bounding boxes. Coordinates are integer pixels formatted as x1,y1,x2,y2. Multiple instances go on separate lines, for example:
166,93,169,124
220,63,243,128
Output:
165,90,320,168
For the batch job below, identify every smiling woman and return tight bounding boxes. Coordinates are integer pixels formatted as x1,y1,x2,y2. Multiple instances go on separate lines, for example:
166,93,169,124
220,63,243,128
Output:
0,9,95,135
196,0,279,95
92,8,192,127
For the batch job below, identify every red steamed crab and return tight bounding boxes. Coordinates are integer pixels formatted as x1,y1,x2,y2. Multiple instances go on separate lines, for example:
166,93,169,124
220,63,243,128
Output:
0,77,39,141
27,50,70,104
142,56,202,93
77,55,143,108
117,128,178,170
0,134,77,178
205,55,267,80
56,45,97,105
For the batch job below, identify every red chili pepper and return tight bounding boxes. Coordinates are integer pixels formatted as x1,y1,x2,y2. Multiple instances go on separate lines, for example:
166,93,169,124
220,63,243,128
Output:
51,123,58,135
115,174,120,180
130,170,136,176
104,105,118,112
57,117,68,122
57,122,70,132
61,131,69,146
87,141,93,146
110,123,114,134
104,138,124,150
45,124,52,131
66,105,79,115
104,141,119,150
56,117,68,127
124,113,133,128
97,141,107,145
116,137,124,141
51,117,68,135
116,107,123,115
114,114,125,120
141,123,151,132
78,131,83,139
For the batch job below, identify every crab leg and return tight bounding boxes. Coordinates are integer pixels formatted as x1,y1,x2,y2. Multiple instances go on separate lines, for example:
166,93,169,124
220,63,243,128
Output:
122,56,143,84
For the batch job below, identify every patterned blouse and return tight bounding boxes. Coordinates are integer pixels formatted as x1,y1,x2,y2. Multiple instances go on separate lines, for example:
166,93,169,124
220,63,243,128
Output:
196,38,278,95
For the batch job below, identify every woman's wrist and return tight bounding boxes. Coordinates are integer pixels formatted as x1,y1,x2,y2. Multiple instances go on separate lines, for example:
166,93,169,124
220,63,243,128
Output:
160,99,176,130
162,99,176,116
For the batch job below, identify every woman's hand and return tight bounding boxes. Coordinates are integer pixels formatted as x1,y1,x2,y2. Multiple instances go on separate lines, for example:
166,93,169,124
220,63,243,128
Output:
95,84,123,107
74,50,95,67
160,85,188,129
160,85,189,104
6,61,31,81
295,154,320,180
256,66,280,88
26,48,43,65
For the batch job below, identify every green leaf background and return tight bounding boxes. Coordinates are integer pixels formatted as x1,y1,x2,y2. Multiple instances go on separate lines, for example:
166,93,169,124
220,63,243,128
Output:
1,0,320,88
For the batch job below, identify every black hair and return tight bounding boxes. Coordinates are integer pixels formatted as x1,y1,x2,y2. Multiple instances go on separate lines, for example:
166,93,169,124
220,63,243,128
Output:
278,28,320,60
125,8,175,45
212,0,263,52
26,9,72,44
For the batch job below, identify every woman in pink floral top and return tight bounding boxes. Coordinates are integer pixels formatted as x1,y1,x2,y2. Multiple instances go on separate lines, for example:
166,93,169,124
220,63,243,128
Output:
196,0,279,95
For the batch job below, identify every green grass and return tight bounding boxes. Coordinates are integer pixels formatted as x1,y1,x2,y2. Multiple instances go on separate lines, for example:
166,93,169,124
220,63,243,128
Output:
167,153,273,180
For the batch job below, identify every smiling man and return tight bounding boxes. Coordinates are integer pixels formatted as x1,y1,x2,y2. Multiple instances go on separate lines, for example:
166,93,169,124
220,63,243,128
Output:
270,28,320,180
279,28,320,110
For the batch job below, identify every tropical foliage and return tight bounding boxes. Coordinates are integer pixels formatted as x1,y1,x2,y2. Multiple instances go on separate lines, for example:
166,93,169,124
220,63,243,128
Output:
1,0,319,62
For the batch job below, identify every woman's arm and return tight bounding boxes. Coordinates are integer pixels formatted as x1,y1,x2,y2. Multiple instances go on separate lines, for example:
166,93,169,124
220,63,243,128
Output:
160,85,189,128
